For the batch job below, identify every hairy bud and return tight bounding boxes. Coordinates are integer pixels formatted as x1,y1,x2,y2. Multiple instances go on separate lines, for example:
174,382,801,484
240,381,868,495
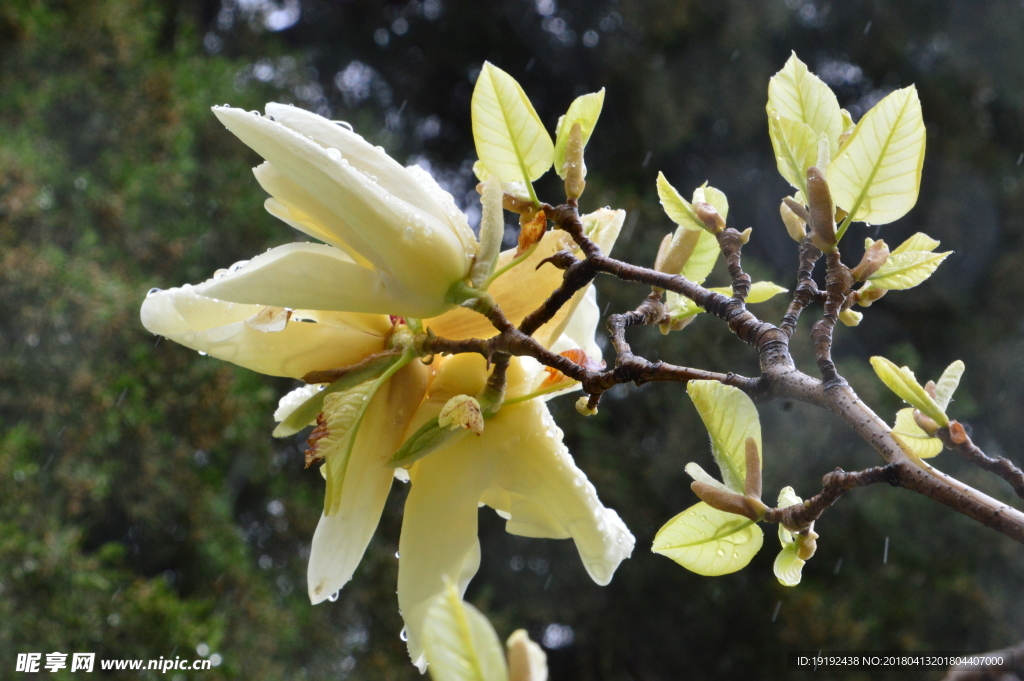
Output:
806,167,837,252
563,122,587,201
850,239,890,281
690,481,760,521
694,201,726,233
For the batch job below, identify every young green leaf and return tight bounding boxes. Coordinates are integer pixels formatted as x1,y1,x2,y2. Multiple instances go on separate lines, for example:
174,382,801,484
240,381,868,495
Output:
710,281,788,304
774,543,806,587
767,52,844,157
892,231,940,254
423,580,510,681
933,360,965,411
870,356,948,426
657,173,730,234
471,62,554,195
767,111,820,195
687,380,762,494
652,502,764,576
827,86,926,225
867,250,951,290
664,282,786,325
891,408,943,458
553,88,605,178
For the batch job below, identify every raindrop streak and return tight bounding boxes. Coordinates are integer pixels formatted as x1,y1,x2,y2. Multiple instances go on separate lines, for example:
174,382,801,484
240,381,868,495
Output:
833,556,843,575
883,536,890,564
328,591,340,602
863,20,872,35
771,600,782,623
641,151,652,169
1017,152,1023,166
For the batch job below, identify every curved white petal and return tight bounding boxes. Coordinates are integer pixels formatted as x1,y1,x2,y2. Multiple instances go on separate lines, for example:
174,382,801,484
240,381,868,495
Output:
403,163,478,256
212,106,469,297
308,361,429,604
140,284,390,378
193,242,449,318
265,102,463,238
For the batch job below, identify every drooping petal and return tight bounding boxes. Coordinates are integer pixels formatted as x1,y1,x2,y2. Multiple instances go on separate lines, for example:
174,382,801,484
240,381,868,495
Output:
398,450,488,670
212,106,469,300
491,399,634,585
194,242,447,318
140,284,390,378
308,361,429,604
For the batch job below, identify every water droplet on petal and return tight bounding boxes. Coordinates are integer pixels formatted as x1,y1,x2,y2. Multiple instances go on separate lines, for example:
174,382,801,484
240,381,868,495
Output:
198,351,207,356
327,591,340,602
326,148,342,161
716,548,726,557
399,627,408,641
147,288,162,297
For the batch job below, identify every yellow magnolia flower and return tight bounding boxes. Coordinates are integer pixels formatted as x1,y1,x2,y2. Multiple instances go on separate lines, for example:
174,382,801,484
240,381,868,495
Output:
197,103,478,319
394,354,635,671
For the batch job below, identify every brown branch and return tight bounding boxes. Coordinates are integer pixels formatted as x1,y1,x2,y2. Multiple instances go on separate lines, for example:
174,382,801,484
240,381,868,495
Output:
780,236,823,337
763,465,899,531
715,227,752,303
937,422,1024,501
810,250,853,386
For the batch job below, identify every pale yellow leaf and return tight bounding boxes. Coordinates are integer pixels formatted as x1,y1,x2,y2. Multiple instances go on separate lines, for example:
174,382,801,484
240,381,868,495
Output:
687,381,762,494
553,89,605,178
773,543,806,587
870,356,948,426
423,581,510,681
653,502,763,576
472,62,554,187
891,408,943,458
934,360,965,411
767,52,844,157
767,111,820,195
867,250,950,290
827,86,926,225
892,231,940,254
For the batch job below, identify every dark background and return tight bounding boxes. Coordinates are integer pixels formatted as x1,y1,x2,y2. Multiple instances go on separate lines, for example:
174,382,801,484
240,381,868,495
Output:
1,1,1023,679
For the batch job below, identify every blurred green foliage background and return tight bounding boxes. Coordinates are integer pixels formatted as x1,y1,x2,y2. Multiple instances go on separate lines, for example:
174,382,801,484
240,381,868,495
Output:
1,1,1023,679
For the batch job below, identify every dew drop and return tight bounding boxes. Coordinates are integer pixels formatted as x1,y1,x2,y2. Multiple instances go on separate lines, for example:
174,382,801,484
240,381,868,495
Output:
399,627,408,641
716,549,726,557
228,260,250,273
147,288,162,297
326,148,342,161
213,268,228,279
327,591,340,602
395,551,400,559
198,351,208,356
334,120,354,131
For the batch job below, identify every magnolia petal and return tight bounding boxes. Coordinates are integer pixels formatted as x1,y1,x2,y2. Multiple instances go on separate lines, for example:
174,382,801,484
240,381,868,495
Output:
194,242,446,318
492,400,634,585
256,162,379,269
398,452,488,670
426,230,577,341
308,361,429,604
141,284,390,378
213,106,469,295
265,102,459,234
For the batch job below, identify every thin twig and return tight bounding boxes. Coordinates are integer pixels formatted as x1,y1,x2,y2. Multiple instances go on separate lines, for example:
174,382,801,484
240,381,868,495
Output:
764,465,900,531
936,423,1024,500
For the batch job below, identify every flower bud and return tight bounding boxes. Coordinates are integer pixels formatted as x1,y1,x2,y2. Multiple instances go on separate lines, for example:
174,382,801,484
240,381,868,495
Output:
654,228,701,275
854,285,887,307
438,394,484,435
780,199,808,242
575,396,598,416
